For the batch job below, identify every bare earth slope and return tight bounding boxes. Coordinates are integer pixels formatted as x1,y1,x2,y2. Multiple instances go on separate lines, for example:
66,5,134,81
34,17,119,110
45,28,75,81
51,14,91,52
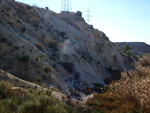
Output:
0,0,135,98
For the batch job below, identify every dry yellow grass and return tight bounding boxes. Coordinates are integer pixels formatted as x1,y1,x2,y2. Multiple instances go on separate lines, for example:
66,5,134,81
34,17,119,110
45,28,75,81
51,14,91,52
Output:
110,58,150,113
142,53,150,59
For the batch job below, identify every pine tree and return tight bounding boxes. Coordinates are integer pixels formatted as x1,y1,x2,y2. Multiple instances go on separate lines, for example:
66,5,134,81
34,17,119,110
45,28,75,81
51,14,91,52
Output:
123,44,134,57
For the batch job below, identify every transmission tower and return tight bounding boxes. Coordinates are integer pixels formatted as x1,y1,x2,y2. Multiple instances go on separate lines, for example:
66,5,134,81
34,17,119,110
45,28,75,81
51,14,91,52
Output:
61,0,72,12
85,6,92,24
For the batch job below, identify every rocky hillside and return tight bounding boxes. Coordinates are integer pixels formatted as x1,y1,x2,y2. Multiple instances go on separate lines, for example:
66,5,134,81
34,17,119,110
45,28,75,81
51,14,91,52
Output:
115,42,150,55
0,0,135,98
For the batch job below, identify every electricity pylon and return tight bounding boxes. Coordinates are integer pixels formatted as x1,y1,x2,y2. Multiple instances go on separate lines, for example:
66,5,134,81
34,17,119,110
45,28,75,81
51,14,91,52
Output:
61,0,72,12
85,6,92,24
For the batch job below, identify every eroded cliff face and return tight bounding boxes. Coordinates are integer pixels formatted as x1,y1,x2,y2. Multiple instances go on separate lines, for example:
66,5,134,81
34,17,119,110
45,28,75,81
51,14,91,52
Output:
0,0,135,98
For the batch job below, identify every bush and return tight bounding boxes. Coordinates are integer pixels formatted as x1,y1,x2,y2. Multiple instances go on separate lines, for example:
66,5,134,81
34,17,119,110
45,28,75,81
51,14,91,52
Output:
109,58,150,113
18,98,41,113
0,37,7,43
18,94,71,113
41,73,46,79
84,87,92,94
123,44,130,52
60,62,74,74
0,81,82,113
59,31,66,38
36,42,43,51
123,44,134,57
123,44,135,57
34,55,40,61
86,58,150,113
41,83,47,88
93,83,105,93
37,76,42,82
74,72,80,80
21,27,26,33
0,97,21,112
138,57,150,67
48,42,58,51
0,81,12,99
86,93,139,113
44,65,52,73
14,46,20,50
20,55,29,63
45,7,49,10
27,6,32,10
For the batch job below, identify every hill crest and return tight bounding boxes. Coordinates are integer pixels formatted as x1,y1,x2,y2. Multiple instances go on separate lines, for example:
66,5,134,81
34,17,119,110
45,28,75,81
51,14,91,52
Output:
0,0,135,98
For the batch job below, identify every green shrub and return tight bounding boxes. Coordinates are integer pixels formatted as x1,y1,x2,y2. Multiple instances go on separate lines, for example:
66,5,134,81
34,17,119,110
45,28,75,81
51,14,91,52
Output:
93,83,105,93
21,27,26,33
59,31,66,38
44,65,51,73
14,46,20,50
41,83,47,88
123,44,134,57
45,7,49,10
0,37,8,43
18,94,71,113
18,98,41,113
0,97,21,112
41,73,46,79
0,82,82,113
20,55,29,63
34,55,40,61
60,62,74,74
37,76,42,82
80,52,93,62
48,42,58,51
27,6,32,10
52,63,56,68
0,81,12,99
126,50,134,57
84,87,92,94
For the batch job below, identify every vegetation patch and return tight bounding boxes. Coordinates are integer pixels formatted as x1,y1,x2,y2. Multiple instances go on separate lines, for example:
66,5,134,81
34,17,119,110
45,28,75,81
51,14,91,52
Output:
86,93,139,113
93,83,106,93
123,44,134,57
80,51,93,63
20,55,30,63
60,62,74,74
74,72,80,80
48,42,58,51
26,5,32,10
14,46,20,50
59,31,66,38
36,42,43,51
0,81,12,99
104,68,121,84
84,87,93,94
34,55,40,61
21,27,26,33
0,36,8,43
110,58,150,113
44,65,52,73
0,81,77,113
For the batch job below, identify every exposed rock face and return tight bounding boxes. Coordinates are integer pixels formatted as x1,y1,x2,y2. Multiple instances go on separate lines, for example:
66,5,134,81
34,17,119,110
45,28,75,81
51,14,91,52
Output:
115,42,150,55
0,0,135,98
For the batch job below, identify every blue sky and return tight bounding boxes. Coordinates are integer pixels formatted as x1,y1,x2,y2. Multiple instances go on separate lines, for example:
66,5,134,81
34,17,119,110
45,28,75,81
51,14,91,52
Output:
16,0,150,44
